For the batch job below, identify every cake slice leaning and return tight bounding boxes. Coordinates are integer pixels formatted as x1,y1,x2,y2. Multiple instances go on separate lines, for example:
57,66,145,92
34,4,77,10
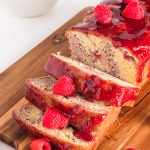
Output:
25,76,121,132
44,54,139,107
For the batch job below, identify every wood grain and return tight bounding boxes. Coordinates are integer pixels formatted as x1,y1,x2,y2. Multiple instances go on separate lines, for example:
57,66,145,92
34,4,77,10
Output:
98,92,150,150
0,7,150,150
0,99,28,146
123,116,150,150
0,7,91,117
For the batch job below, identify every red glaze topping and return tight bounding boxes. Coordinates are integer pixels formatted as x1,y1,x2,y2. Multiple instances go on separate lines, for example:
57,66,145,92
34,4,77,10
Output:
72,0,150,83
81,75,139,106
73,114,106,142
89,114,107,128
74,130,94,142
82,114,107,131
123,0,139,4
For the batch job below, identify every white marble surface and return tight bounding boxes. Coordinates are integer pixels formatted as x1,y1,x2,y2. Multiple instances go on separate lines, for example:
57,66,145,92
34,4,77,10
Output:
0,0,101,149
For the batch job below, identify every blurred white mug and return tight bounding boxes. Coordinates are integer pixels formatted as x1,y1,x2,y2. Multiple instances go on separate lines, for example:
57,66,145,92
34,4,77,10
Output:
9,0,58,17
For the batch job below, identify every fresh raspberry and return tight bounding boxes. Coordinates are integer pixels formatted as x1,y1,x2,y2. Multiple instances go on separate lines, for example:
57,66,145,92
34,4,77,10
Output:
123,0,139,4
30,138,51,150
122,2,144,19
52,75,75,96
94,5,112,24
42,107,69,129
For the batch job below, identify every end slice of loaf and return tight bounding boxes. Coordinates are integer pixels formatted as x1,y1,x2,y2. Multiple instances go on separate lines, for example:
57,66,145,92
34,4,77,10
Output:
12,104,97,150
13,103,120,150
44,54,139,107
25,76,120,131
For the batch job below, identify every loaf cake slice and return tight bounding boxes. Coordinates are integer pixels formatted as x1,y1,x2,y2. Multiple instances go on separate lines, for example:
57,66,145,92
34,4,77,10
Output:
25,76,121,132
13,103,120,150
13,104,96,150
44,54,139,107
66,0,150,85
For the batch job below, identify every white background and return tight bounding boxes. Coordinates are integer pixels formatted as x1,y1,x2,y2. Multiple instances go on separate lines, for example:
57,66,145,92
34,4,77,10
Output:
0,0,101,149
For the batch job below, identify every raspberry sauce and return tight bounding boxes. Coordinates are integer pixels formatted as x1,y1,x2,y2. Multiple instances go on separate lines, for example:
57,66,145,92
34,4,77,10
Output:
74,130,94,142
71,0,150,83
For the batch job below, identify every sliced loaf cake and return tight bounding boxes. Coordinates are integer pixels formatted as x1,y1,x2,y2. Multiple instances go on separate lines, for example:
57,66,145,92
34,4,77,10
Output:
25,76,121,132
66,0,150,85
13,103,120,150
44,54,139,107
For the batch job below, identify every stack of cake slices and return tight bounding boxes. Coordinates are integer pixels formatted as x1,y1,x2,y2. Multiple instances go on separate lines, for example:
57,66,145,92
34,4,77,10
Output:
13,0,150,150
13,54,139,150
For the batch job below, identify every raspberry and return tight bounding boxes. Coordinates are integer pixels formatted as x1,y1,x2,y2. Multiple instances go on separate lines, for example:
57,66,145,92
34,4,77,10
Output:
42,107,69,129
94,5,112,24
52,75,75,96
122,2,144,19
30,138,51,150
123,0,139,4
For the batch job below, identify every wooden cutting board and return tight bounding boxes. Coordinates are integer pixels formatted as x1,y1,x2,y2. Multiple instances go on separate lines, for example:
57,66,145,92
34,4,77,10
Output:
0,7,150,150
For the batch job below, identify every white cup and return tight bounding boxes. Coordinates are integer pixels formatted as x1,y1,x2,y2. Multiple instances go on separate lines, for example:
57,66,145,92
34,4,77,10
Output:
8,0,58,17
